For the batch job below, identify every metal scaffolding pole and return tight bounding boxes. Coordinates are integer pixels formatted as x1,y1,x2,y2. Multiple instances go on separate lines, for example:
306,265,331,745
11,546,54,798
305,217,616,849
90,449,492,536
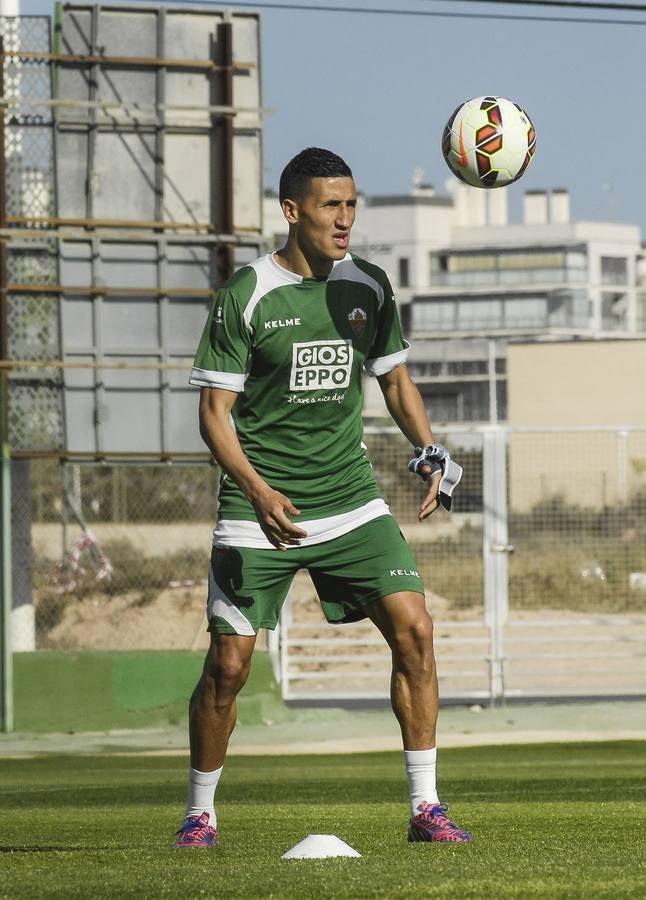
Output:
0,441,12,733
0,30,12,733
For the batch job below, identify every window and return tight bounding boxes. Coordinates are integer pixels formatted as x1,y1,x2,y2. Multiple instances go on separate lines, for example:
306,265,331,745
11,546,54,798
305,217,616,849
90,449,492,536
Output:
430,253,448,273
498,251,565,270
429,247,587,288
398,257,410,288
449,254,496,271
503,296,547,328
412,300,456,331
446,360,488,376
457,298,502,329
408,361,443,378
601,256,628,286
566,251,587,273
601,292,627,330
638,292,646,331
423,388,460,423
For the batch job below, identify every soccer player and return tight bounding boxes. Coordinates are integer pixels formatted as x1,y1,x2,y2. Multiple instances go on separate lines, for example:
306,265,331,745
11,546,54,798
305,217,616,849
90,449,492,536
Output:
175,148,471,848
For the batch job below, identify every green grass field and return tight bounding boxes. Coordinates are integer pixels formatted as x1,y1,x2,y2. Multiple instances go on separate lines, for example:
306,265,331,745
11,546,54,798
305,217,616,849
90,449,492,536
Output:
1,742,645,898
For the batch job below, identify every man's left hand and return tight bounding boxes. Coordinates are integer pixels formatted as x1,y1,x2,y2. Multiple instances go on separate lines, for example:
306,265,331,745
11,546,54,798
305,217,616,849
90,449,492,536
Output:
417,466,442,521
409,443,463,513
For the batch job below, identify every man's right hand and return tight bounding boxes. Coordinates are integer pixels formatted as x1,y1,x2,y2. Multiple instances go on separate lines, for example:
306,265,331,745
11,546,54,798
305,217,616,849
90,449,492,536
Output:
250,485,308,550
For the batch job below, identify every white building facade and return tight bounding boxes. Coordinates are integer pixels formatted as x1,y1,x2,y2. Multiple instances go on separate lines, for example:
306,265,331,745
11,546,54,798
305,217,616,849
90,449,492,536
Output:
263,184,645,423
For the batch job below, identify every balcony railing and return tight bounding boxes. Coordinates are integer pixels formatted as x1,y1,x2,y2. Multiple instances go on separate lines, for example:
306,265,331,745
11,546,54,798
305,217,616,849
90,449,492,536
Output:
411,306,589,334
430,268,585,288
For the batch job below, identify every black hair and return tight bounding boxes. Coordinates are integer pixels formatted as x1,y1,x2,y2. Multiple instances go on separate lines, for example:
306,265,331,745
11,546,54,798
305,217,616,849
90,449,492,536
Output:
279,147,353,203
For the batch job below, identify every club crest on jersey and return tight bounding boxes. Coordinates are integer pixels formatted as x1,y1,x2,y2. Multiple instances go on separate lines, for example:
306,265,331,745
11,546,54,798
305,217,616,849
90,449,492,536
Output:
290,339,353,391
348,307,367,337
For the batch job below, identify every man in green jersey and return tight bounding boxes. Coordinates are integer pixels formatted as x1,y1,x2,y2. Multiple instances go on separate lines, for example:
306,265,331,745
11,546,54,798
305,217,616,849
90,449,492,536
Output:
175,148,472,848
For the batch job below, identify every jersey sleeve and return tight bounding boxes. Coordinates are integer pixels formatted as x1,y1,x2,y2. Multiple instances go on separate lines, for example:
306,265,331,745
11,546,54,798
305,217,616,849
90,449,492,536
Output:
189,289,251,391
364,279,409,377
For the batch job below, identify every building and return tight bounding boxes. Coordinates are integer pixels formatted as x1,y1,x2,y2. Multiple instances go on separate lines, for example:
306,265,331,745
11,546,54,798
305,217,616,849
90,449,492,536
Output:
507,338,646,510
262,183,646,424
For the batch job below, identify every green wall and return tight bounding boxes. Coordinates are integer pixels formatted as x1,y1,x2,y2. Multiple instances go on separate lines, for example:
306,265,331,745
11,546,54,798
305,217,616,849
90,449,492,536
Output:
13,649,283,733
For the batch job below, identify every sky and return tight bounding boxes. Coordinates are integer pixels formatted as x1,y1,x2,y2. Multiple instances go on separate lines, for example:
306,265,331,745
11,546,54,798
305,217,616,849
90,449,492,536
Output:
17,0,646,236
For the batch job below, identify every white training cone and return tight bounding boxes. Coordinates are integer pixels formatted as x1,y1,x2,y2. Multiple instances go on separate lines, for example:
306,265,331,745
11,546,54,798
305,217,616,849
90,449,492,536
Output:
282,834,362,859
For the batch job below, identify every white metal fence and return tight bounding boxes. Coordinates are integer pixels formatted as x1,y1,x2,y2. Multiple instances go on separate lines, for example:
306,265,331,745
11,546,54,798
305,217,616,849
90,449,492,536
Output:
276,425,646,704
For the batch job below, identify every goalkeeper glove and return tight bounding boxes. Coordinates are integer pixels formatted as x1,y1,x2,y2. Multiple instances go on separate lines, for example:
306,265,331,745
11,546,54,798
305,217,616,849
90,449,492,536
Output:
408,443,463,512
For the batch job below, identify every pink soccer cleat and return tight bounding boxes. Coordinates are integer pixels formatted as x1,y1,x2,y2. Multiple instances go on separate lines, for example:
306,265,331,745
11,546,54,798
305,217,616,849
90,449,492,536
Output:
174,811,218,849
408,802,472,843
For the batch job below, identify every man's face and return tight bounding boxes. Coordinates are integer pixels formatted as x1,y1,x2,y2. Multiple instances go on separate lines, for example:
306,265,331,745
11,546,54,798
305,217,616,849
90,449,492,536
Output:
284,176,357,265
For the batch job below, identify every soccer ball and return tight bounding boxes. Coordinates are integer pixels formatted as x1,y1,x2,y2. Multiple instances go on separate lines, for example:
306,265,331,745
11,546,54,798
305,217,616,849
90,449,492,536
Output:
441,96,536,189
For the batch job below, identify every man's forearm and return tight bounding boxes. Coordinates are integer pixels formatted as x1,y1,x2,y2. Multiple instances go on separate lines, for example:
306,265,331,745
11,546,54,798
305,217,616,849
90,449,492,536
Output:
382,374,434,448
200,411,268,504
199,393,306,545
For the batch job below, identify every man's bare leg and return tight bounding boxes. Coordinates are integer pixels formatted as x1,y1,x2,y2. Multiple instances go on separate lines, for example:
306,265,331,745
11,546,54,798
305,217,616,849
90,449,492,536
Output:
367,591,471,842
189,632,257,771
367,591,438,750
176,632,256,846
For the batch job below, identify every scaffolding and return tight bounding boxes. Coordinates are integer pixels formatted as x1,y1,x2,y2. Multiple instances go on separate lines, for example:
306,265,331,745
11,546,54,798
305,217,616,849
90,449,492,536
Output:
0,5,264,458
0,6,264,730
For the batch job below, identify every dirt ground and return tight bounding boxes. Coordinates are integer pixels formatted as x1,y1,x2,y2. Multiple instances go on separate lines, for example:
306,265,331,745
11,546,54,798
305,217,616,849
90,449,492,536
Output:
38,570,445,654
43,584,212,652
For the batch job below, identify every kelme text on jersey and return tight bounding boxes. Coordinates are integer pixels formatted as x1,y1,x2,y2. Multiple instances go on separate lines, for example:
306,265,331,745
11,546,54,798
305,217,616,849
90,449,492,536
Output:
264,317,302,329
290,339,353,391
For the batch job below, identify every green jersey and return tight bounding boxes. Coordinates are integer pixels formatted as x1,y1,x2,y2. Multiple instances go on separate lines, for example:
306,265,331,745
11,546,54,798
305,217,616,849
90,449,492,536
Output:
190,252,407,525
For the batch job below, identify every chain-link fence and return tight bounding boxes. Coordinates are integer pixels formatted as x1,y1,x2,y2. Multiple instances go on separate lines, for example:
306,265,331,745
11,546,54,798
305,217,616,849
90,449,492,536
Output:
508,428,646,613
277,427,488,702
7,425,646,707
279,425,646,702
12,432,479,655
502,428,646,698
14,459,218,653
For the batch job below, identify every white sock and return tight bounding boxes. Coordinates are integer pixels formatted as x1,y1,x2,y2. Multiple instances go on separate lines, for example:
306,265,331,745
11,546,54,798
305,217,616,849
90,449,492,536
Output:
404,748,439,815
185,765,223,826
